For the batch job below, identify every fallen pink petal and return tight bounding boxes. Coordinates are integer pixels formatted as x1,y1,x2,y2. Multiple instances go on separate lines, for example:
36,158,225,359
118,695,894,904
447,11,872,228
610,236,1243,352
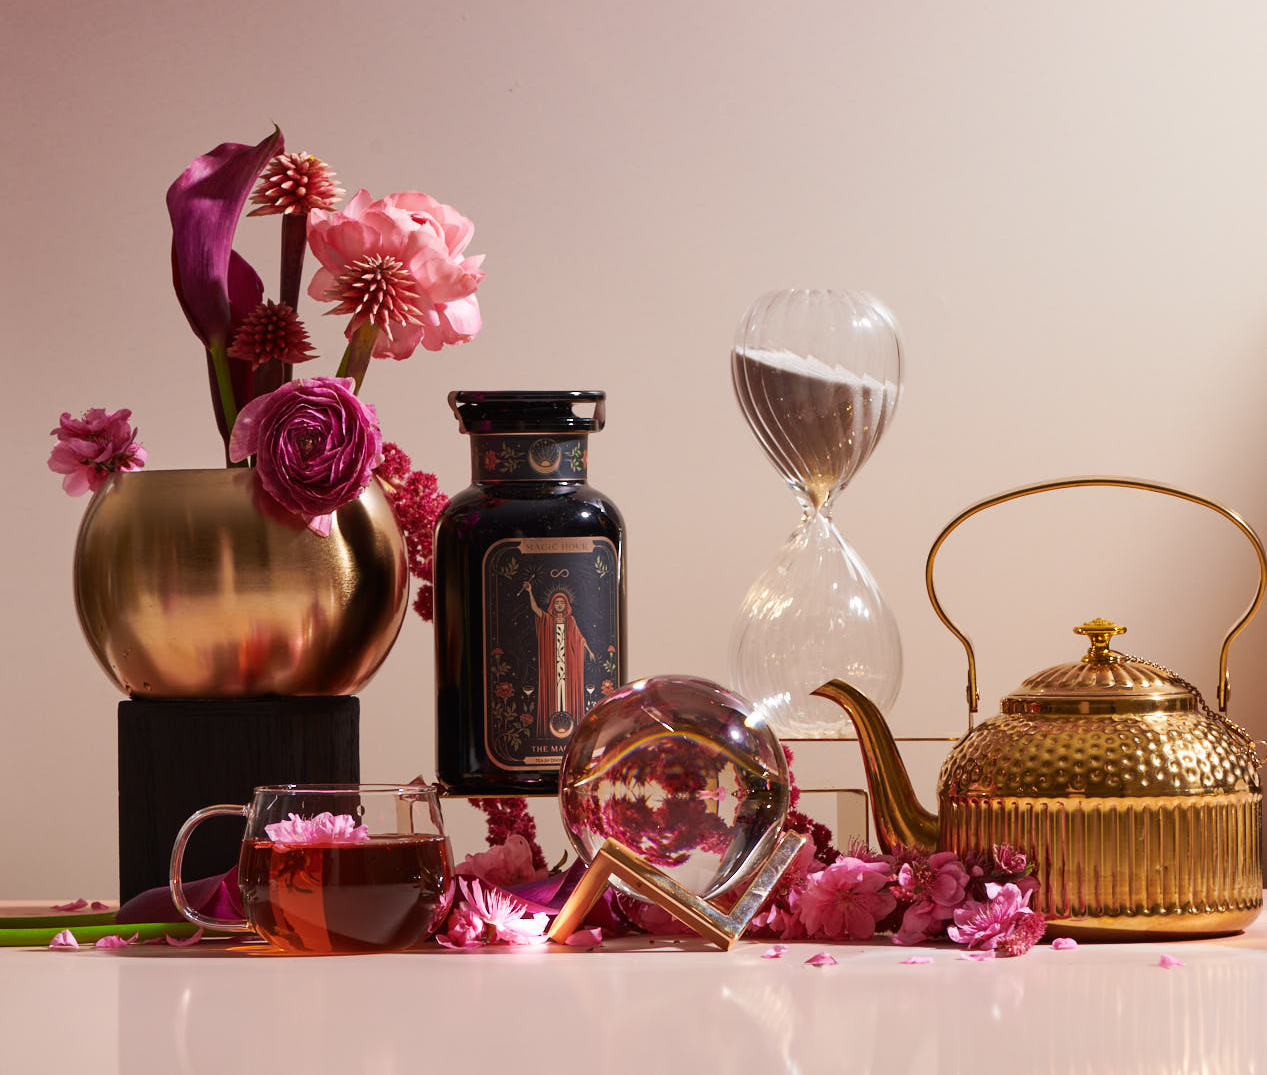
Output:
1159,954,1185,969
900,956,933,964
564,928,603,948
49,930,79,950
90,901,110,911
762,944,789,959
805,952,838,967
165,928,205,947
958,950,996,961
94,934,138,949
1052,937,1078,951
50,899,88,911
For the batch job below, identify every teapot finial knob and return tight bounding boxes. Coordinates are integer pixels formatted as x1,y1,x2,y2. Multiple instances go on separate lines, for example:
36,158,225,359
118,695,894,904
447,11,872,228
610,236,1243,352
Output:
1075,618,1127,663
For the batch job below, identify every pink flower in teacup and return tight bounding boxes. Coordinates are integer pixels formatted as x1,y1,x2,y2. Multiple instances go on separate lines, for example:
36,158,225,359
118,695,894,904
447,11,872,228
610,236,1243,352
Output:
265,811,370,848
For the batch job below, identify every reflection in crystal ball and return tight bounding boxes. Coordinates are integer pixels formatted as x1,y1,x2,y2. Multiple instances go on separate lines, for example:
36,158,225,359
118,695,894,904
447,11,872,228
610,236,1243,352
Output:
559,675,790,901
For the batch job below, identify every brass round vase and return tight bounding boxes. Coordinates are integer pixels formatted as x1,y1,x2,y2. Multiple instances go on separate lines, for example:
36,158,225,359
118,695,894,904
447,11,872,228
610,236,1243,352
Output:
74,468,410,697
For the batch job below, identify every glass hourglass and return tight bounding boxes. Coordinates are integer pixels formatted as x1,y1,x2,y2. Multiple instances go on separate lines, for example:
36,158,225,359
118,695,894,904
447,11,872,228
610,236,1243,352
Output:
728,289,903,737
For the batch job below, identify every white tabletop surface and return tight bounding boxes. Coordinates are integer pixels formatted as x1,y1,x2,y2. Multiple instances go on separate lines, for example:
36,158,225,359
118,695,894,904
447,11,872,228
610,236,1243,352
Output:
3,906,1266,1074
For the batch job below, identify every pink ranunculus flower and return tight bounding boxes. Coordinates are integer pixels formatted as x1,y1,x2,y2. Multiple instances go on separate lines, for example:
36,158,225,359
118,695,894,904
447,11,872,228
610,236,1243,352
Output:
307,189,485,360
796,856,897,941
48,408,147,496
264,811,371,848
457,834,548,889
947,882,1045,955
229,377,383,536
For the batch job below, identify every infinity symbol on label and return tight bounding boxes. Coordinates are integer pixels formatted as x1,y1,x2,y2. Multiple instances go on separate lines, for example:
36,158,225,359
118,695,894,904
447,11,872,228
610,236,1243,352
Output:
550,569,570,578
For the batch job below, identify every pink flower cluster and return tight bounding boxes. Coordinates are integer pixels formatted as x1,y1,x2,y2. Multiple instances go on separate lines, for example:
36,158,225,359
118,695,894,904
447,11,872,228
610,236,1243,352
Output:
47,408,147,496
747,841,1045,956
377,442,448,622
264,811,370,848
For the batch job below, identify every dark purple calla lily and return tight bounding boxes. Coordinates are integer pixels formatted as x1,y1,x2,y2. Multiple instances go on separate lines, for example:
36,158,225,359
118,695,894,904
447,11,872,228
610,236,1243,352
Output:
167,128,283,446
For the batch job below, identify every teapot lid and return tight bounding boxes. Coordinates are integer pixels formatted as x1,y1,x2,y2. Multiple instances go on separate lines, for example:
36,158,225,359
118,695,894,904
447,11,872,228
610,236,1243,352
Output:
1002,618,1196,715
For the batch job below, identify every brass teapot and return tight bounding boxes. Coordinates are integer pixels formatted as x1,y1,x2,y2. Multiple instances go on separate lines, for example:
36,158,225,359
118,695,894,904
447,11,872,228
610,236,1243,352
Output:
815,477,1265,939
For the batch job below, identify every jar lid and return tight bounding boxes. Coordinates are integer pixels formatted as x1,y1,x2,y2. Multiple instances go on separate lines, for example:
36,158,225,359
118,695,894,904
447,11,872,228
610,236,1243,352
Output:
1001,618,1196,715
449,391,606,434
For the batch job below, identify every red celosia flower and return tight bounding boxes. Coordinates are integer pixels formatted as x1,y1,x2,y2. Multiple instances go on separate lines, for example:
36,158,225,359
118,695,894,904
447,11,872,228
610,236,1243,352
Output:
248,152,345,216
226,300,317,367
376,442,448,622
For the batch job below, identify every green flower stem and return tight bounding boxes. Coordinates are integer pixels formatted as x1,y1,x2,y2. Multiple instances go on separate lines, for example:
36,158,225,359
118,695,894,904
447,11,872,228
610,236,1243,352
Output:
335,321,380,394
0,921,210,947
209,340,246,466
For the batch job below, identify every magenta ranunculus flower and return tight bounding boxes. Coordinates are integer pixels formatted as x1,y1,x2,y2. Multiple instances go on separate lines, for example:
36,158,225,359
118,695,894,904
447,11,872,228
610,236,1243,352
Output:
307,188,485,360
48,408,148,496
229,376,383,536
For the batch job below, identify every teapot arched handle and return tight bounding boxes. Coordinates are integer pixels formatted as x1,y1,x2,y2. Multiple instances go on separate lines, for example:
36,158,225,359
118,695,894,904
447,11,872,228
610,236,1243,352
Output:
925,476,1267,720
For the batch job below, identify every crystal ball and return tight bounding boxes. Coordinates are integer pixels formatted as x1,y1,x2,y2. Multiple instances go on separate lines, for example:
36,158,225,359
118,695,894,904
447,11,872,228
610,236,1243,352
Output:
559,675,791,901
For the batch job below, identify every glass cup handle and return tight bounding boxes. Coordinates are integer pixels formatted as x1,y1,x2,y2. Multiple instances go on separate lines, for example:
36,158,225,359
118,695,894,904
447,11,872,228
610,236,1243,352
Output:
168,804,252,933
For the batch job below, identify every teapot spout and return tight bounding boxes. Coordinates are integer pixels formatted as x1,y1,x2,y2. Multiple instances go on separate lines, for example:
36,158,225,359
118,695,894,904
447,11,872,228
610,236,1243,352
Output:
811,679,939,855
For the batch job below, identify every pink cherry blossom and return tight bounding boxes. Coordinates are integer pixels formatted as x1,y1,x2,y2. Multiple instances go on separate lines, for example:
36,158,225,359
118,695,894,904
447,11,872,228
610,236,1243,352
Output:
796,856,897,941
264,811,370,848
48,408,147,496
762,944,789,959
307,189,484,360
1051,937,1078,951
805,952,838,967
892,849,971,945
49,929,79,950
1159,954,1185,969
457,834,547,889
947,882,1045,955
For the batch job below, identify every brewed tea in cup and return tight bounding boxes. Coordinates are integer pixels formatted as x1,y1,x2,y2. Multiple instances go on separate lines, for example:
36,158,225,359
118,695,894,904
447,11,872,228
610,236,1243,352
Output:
170,784,454,954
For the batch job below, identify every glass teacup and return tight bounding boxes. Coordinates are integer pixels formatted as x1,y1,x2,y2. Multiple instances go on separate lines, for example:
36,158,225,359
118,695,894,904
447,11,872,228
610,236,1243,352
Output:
170,784,454,954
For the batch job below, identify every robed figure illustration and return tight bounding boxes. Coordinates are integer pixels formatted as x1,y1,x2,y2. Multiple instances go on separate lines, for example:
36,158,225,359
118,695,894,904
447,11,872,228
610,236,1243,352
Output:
521,581,595,736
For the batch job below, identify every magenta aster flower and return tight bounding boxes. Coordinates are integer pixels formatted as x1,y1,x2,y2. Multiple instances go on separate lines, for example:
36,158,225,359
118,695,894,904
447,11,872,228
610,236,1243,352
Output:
228,377,383,536
796,856,897,941
249,152,345,216
947,882,1045,955
48,408,148,495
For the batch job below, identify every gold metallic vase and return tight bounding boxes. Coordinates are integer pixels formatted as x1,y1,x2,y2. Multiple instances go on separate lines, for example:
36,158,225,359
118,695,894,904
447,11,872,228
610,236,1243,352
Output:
74,468,409,698
816,477,1265,939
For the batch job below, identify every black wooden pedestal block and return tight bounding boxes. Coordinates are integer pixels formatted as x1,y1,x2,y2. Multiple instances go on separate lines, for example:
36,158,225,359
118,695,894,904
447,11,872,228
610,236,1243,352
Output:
118,697,360,902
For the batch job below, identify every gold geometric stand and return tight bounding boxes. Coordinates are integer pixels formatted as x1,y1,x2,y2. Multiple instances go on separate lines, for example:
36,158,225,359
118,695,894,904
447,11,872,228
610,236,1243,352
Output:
547,830,808,950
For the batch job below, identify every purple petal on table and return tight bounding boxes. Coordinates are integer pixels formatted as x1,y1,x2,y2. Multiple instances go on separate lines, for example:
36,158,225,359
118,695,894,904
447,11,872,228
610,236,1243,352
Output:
115,867,241,925
508,859,589,915
167,128,282,350
805,952,838,967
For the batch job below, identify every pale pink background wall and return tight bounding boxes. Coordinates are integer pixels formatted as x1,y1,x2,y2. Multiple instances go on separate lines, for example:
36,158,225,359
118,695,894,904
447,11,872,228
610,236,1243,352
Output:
4,1,1267,897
